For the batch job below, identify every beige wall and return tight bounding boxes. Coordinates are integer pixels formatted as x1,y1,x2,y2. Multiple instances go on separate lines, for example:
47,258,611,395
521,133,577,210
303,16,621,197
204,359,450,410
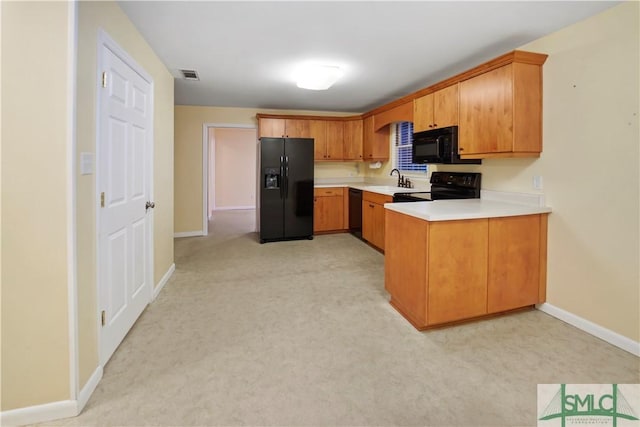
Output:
1,0,175,413
174,106,356,233
440,2,639,342
76,0,175,388
213,128,257,209
1,1,72,410
316,162,365,180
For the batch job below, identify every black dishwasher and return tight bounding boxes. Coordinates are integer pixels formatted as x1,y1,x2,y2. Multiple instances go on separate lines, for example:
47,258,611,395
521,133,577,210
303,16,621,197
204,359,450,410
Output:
348,188,363,239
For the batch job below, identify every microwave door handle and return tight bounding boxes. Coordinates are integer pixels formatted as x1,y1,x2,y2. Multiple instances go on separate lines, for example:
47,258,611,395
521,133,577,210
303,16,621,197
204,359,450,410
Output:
435,136,443,157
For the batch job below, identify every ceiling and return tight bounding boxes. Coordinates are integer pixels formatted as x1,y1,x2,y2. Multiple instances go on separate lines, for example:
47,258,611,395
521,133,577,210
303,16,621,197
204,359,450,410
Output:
118,1,618,113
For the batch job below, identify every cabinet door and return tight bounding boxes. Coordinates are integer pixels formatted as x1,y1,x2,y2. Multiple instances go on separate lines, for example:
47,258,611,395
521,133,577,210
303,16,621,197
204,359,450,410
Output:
285,119,311,138
314,195,343,232
413,93,434,132
427,219,488,325
325,121,344,160
385,210,428,327
259,118,285,137
362,199,375,243
363,116,390,160
487,215,541,313
343,120,363,160
371,203,386,250
433,84,459,129
362,193,391,250
311,120,328,160
459,65,514,155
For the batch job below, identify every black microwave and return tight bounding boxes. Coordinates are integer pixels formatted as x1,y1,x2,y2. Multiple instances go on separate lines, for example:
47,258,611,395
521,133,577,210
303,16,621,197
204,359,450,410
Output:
412,126,481,164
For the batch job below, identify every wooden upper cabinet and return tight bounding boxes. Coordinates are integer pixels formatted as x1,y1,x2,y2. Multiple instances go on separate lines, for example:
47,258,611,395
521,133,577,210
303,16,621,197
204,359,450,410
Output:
459,62,543,158
363,116,390,160
373,101,413,131
258,117,311,138
414,84,459,132
343,119,363,161
259,118,285,138
311,120,328,160
285,119,311,138
316,120,344,161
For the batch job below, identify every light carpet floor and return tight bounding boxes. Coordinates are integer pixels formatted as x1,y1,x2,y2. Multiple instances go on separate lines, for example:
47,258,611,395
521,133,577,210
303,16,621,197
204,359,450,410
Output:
42,210,639,426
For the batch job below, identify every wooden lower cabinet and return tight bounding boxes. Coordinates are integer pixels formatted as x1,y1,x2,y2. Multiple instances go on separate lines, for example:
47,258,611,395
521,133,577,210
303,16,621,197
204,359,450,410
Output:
427,220,488,325
313,188,344,233
384,211,428,325
362,192,392,250
487,214,545,313
385,210,548,329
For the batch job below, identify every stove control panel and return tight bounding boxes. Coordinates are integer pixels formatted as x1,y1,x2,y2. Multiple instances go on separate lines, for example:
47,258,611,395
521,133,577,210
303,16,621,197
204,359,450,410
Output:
430,172,481,189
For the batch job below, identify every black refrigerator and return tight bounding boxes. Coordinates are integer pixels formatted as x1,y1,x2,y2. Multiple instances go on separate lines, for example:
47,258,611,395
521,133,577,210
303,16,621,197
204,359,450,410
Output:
259,137,314,243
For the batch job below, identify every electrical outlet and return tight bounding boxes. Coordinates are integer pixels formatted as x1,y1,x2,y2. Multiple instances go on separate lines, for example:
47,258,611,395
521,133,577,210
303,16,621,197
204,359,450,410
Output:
533,175,543,190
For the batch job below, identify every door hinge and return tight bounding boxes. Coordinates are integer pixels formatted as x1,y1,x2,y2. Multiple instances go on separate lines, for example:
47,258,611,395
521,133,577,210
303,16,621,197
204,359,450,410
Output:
102,71,107,88
101,310,106,326
100,192,105,207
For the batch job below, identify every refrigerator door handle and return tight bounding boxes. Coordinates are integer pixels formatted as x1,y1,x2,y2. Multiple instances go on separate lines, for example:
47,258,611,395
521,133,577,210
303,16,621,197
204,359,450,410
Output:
279,156,285,199
284,156,289,199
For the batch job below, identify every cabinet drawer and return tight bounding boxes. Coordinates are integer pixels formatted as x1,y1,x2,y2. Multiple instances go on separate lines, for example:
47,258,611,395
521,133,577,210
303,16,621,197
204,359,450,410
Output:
314,187,344,197
363,191,392,205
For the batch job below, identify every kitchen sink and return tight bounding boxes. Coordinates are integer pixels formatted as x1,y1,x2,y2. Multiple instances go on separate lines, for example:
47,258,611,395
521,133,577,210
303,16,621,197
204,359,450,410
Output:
364,185,423,193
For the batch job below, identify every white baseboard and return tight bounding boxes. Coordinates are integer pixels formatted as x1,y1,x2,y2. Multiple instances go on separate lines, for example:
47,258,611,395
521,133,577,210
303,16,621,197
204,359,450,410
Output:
153,263,175,301
174,230,203,238
77,366,102,413
537,303,640,356
0,366,104,426
213,206,255,211
0,400,77,427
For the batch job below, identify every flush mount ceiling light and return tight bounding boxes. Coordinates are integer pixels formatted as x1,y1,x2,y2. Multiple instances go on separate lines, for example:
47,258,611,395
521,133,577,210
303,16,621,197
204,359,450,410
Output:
295,64,343,90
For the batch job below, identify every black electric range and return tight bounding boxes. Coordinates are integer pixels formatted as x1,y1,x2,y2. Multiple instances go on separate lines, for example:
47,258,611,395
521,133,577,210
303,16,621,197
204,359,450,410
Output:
393,172,481,202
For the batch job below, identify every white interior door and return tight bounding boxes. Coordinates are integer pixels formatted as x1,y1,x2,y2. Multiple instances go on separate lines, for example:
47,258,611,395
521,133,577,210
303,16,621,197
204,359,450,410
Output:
98,37,153,365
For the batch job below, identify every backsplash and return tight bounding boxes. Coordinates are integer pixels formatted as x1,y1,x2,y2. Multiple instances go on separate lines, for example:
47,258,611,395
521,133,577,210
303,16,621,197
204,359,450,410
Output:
314,161,364,179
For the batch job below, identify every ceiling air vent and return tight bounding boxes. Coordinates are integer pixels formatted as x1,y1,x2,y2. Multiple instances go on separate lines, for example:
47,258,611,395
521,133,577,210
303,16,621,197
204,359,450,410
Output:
180,69,199,81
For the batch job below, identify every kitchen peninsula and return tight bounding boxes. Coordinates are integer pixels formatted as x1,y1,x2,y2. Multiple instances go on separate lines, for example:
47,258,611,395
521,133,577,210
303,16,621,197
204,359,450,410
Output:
384,199,550,330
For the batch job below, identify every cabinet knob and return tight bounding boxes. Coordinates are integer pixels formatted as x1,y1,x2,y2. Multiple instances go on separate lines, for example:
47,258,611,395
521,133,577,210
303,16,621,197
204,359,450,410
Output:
428,125,433,128
433,123,437,127
459,147,464,151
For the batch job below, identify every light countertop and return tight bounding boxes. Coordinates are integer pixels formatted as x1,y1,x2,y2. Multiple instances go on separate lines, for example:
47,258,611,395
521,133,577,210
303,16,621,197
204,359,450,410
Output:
384,198,551,221
314,183,426,196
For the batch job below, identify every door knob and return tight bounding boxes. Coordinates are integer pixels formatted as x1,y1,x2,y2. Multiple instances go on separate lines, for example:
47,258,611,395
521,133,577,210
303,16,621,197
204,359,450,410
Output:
146,201,155,210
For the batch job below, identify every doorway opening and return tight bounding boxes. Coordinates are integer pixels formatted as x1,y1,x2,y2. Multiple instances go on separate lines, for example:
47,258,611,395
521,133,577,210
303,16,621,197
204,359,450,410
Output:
202,124,257,235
